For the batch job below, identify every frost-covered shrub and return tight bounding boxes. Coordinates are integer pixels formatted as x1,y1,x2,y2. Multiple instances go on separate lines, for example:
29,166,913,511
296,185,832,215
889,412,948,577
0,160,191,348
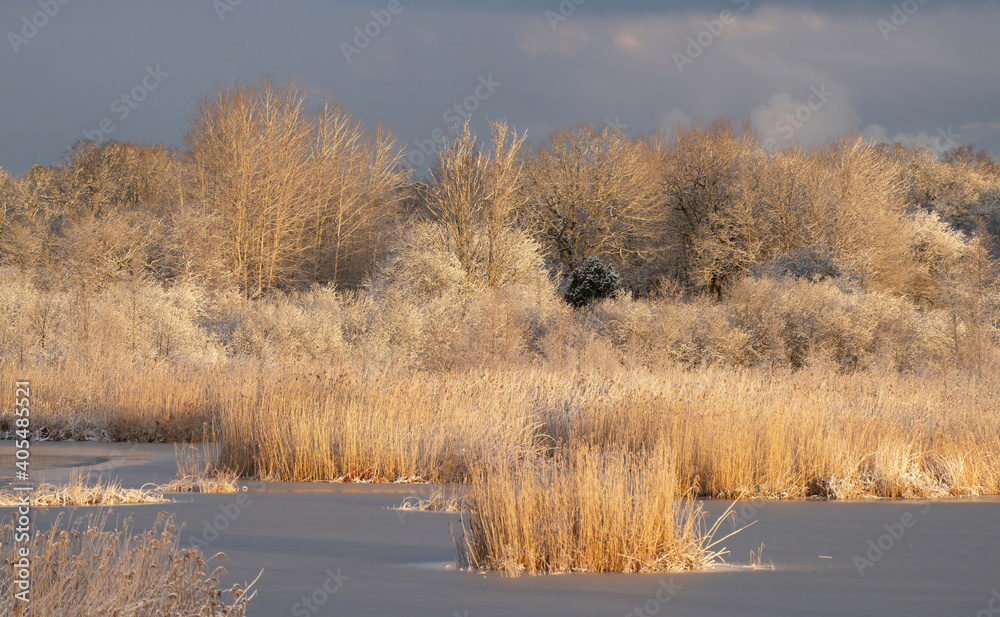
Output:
372,223,469,301
227,287,346,362
372,222,550,302
565,257,623,308
96,281,219,363
909,210,968,276
361,220,557,368
725,275,926,370
904,209,973,306
753,244,856,285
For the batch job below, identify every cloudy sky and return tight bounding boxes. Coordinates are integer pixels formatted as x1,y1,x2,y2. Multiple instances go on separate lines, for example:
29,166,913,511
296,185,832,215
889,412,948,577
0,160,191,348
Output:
1,0,998,174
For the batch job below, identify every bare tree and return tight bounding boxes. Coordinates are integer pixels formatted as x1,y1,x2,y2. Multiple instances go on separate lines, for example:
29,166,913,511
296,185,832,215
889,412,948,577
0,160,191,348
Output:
523,123,659,274
308,99,407,287
806,136,915,293
650,119,757,297
187,77,407,297
0,166,55,274
421,119,531,288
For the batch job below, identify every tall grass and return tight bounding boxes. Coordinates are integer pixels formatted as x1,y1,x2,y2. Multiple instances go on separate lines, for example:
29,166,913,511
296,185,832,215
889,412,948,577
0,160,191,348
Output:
8,357,994,498
208,362,1000,496
213,364,538,482
0,512,256,616
543,366,1000,498
0,359,219,441
455,445,734,575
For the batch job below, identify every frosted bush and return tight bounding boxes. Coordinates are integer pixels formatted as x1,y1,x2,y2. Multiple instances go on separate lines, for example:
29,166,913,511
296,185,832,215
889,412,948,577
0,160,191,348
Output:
752,244,856,285
587,293,658,364
373,223,468,301
373,222,550,301
723,276,929,370
95,281,215,363
564,257,623,308
909,210,969,274
228,288,345,363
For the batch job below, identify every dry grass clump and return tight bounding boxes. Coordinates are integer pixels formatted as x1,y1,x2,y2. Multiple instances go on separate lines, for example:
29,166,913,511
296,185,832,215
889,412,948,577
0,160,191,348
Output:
0,512,257,616
396,487,464,513
0,475,167,506
157,443,241,494
453,445,734,575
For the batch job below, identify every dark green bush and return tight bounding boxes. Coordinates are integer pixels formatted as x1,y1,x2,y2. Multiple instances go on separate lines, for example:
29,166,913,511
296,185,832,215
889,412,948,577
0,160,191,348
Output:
564,257,623,308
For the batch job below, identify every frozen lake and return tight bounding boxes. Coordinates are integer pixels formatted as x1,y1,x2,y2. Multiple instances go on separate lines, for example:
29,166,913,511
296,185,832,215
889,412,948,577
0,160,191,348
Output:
3,441,999,617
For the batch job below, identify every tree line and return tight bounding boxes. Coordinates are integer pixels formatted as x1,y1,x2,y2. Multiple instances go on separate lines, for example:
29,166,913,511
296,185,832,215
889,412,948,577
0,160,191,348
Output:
1,77,998,309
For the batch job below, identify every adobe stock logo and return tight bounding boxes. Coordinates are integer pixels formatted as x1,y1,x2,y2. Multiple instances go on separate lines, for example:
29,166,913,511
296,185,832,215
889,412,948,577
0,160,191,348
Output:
545,0,586,31
970,588,1000,617
212,0,244,22
761,84,835,151
187,492,252,550
81,65,169,144
853,503,930,577
878,0,931,41
672,0,750,74
291,568,350,616
341,0,413,64
7,0,71,55
402,74,501,170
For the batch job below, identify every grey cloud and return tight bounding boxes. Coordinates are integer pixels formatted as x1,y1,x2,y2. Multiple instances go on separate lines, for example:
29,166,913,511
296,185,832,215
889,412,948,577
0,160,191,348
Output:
0,0,998,175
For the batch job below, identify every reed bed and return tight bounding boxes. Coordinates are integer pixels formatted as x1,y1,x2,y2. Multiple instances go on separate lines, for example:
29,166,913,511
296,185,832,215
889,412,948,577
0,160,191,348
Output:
3,360,998,498
454,445,735,575
212,363,1000,498
0,359,218,442
541,367,1000,498
212,365,538,482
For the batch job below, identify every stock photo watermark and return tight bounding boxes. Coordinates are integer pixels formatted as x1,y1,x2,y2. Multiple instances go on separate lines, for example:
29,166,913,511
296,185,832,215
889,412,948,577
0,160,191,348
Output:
403,74,501,170
212,0,244,22
761,84,835,151
546,0,586,31
971,588,1000,617
878,0,931,41
673,0,750,73
7,0,70,55
187,492,252,550
625,578,682,617
926,126,960,158
727,499,767,532
852,503,931,577
81,64,169,144
10,379,33,606
290,567,350,616
606,115,629,132
341,0,412,64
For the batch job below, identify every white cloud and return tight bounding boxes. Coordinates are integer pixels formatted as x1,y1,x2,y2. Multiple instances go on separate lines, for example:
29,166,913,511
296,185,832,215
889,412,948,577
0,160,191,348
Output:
750,80,862,148
659,108,692,131
862,124,961,156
